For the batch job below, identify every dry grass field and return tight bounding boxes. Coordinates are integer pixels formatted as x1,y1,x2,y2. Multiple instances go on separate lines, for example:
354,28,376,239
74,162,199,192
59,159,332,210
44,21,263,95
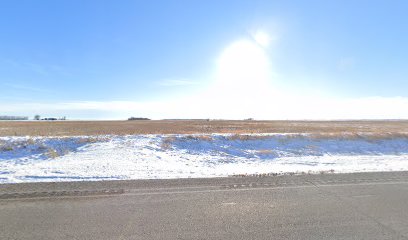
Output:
0,120,408,136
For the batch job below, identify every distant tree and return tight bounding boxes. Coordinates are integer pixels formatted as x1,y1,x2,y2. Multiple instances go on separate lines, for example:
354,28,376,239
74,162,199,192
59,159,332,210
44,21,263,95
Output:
128,117,151,121
0,116,28,120
34,115,41,120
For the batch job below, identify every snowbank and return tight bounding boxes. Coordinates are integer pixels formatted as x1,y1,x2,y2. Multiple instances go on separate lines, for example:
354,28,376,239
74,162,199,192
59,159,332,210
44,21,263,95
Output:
1,134,408,183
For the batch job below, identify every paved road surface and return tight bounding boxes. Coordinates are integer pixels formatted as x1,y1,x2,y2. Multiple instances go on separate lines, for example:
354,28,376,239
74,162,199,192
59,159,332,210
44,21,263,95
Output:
1,172,408,239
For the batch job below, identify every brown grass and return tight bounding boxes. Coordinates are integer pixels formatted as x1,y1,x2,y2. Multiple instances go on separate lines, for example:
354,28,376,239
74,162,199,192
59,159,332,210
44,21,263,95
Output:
256,149,274,155
76,136,110,144
227,134,270,141
0,145,13,151
46,148,59,158
161,136,176,150
308,132,408,140
182,135,213,141
0,120,407,137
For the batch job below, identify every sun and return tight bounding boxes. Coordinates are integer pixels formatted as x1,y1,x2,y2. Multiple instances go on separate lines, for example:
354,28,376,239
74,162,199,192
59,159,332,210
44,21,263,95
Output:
253,31,271,48
211,39,272,100
201,33,275,118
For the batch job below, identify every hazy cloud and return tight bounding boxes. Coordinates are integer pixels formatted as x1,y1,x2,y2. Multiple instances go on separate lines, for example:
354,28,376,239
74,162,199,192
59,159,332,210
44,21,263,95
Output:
1,96,408,120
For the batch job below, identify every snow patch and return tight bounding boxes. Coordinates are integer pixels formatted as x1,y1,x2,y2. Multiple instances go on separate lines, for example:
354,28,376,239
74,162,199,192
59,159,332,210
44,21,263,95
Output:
1,134,408,183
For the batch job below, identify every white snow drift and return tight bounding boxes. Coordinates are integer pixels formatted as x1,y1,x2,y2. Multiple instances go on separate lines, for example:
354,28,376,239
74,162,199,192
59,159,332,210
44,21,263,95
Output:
1,134,408,183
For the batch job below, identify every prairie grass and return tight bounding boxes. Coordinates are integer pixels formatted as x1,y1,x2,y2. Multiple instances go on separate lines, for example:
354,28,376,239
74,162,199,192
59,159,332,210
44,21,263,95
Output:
76,136,111,144
182,135,213,141
1,120,407,136
1,138,37,152
46,148,59,158
161,136,176,150
0,145,13,151
227,134,270,141
308,132,408,140
76,137,100,144
256,149,274,155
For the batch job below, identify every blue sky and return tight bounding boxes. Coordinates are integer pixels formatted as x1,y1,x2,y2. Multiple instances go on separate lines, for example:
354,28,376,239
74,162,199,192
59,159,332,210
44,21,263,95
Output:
1,0,408,119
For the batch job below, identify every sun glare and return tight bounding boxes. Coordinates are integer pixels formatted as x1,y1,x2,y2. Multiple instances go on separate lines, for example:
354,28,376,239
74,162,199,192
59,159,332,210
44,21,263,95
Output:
253,31,270,47
212,39,272,100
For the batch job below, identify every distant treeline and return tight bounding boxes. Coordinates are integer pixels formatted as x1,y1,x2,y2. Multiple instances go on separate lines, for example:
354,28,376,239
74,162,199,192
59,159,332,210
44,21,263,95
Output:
0,116,28,120
128,117,151,121
33,115,66,121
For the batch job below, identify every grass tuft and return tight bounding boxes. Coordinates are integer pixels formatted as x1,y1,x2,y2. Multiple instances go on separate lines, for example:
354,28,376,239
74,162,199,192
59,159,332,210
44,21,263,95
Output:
46,148,59,159
161,137,176,150
256,149,274,155
0,145,13,151
183,135,213,141
227,134,269,141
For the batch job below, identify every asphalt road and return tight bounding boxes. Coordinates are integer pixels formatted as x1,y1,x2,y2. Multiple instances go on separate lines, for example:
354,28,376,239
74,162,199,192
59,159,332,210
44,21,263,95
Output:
1,171,408,240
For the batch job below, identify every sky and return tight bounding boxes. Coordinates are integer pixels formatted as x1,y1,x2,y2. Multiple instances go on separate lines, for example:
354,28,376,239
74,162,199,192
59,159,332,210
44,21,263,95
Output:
1,0,408,120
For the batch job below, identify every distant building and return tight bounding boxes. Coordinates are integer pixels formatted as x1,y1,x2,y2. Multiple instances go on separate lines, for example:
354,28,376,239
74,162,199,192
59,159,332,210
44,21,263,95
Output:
39,117,66,121
41,118,58,121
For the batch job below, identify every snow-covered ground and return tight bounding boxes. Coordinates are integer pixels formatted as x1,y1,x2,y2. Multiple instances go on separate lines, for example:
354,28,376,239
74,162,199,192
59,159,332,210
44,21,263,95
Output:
1,134,408,183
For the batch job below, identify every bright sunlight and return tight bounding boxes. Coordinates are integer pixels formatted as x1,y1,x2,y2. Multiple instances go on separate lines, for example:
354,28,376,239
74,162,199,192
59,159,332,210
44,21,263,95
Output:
212,37,272,102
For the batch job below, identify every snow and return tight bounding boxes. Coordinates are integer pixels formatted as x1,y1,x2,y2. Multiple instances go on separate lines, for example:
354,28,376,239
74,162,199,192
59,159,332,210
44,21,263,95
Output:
1,133,408,183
